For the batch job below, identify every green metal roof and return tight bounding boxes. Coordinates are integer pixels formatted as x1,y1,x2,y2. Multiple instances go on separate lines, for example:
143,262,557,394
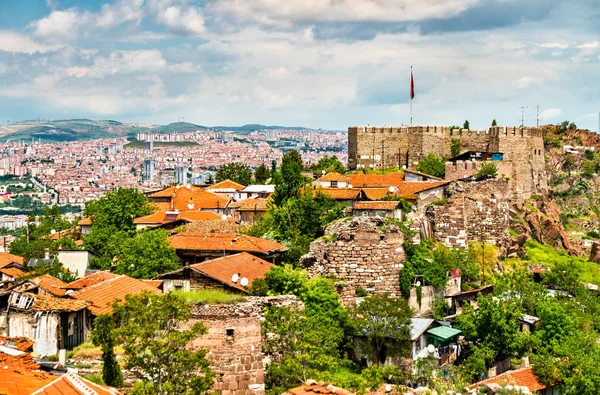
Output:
426,326,462,341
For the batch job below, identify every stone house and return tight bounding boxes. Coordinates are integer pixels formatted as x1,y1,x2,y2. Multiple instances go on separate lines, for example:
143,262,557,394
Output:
352,201,403,220
156,252,274,294
229,199,269,224
314,172,350,188
444,284,494,315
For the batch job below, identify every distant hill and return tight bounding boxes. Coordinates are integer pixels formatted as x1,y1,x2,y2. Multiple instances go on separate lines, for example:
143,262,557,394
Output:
0,119,310,142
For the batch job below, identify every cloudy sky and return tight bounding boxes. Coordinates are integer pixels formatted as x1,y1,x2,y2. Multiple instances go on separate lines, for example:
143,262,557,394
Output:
0,0,598,131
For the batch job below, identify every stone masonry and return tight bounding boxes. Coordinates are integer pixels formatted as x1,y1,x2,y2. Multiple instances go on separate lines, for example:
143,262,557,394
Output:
187,296,303,395
426,179,510,248
348,125,546,201
301,217,405,306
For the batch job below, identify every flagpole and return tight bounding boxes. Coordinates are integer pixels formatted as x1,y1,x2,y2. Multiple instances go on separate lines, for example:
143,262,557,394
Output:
410,66,413,126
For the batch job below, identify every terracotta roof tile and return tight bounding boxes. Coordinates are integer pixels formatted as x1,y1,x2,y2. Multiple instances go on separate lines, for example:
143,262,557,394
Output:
148,185,231,211
180,211,224,221
0,337,34,352
133,210,225,224
0,267,27,279
470,367,546,392
229,198,269,212
187,252,274,292
353,201,401,210
205,179,246,191
77,217,92,226
30,275,68,297
349,173,405,188
317,172,349,182
0,252,24,269
394,181,449,196
62,271,118,290
361,188,392,201
33,372,123,395
284,381,354,395
0,365,54,395
22,292,90,312
311,188,361,200
71,275,161,315
169,233,287,255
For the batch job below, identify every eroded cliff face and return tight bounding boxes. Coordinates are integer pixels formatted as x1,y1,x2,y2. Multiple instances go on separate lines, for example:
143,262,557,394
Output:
300,217,405,306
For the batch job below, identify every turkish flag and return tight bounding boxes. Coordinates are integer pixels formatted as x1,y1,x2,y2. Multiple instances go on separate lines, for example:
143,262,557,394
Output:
410,69,415,99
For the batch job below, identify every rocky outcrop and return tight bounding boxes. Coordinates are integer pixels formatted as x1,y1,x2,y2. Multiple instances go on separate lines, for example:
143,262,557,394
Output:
301,217,405,306
589,242,600,264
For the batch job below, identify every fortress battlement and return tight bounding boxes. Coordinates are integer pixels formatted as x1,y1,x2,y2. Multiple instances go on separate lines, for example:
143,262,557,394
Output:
348,125,541,138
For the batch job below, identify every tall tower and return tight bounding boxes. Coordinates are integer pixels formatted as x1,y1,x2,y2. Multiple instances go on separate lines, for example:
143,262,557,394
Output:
175,165,188,185
143,159,155,181
144,141,153,152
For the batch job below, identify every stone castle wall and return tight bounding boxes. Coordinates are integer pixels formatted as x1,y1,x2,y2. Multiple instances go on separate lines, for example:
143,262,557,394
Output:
348,125,546,200
301,217,405,306
426,179,510,248
187,296,302,395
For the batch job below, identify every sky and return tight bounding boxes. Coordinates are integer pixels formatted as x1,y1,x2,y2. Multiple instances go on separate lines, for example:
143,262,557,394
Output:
0,0,598,131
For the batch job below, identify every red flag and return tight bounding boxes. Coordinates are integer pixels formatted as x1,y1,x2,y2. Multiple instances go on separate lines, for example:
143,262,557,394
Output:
410,68,415,99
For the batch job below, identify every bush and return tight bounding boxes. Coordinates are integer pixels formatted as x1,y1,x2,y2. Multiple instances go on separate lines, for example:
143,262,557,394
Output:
416,153,445,178
475,162,498,180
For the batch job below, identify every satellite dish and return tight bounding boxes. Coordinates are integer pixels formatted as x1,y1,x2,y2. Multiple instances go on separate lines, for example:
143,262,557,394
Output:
416,281,421,287
388,186,394,193
50,229,56,235
322,170,326,175
186,184,191,189
176,185,180,189
187,203,195,210
221,215,228,221
402,165,407,170
240,277,249,287
385,385,392,393
427,344,435,354
231,273,239,283
348,184,353,189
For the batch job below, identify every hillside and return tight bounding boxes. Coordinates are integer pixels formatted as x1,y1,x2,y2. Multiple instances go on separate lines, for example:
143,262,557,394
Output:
0,119,309,142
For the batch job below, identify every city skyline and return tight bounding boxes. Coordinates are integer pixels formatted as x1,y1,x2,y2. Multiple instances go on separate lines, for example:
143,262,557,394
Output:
0,0,598,131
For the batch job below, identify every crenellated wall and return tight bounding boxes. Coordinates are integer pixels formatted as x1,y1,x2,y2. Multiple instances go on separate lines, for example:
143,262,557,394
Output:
348,125,546,200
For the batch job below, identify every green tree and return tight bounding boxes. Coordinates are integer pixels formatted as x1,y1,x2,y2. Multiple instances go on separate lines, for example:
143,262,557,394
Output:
115,229,180,278
416,153,445,178
215,162,252,185
90,314,124,388
450,138,461,157
354,294,413,364
584,149,595,160
463,120,470,130
84,188,152,232
581,160,596,178
113,291,213,395
310,155,345,174
492,119,497,126
254,163,271,184
273,150,306,206
475,162,498,180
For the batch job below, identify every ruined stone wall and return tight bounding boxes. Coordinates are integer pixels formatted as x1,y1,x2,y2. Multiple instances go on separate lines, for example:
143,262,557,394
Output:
427,179,510,248
445,160,521,201
348,125,545,201
301,217,405,306
187,296,302,395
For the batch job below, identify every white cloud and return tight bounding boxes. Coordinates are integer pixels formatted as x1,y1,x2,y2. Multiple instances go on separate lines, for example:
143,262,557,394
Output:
578,41,599,49
209,0,480,25
0,30,61,53
539,42,568,49
541,108,562,120
119,31,173,43
515,76,544,89
159,5,205,34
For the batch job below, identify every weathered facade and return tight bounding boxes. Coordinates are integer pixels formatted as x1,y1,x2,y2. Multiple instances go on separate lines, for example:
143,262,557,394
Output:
187,296,303,395
348,125,546,200
301,217,405,306
425,179,510,248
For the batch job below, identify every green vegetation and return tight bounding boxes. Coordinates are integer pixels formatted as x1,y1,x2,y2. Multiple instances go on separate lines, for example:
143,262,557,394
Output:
254,163,271,184
90,315,123,388
171,289,247,304
310,155,346,174
450,138,461,157
216,161,252,185
475,162,498,180
416,153,445,178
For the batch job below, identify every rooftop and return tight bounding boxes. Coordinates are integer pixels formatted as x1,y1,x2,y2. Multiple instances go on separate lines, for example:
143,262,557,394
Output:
0,252,24,269
348,173,405,188
169,233,287,255
470,367,546,393
62,271,118,290
284,380,353,395
317,172,350,182
353,201,401,211
205,179,246,191
147,185,231,211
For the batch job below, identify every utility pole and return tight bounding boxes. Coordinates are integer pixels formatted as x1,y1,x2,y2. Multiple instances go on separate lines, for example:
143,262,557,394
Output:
520,106,526,127
481,234,485,285
381,140,385,174
372,132,375,171
536,105,540,127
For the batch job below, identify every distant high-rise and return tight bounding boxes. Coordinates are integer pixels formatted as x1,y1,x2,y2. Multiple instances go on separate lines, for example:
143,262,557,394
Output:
143,159,155,181
175,165,188,185
144,141,153,152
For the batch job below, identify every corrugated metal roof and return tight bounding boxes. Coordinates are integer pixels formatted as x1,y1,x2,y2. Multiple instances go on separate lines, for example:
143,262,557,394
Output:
410,318,434,341
426,325,461,340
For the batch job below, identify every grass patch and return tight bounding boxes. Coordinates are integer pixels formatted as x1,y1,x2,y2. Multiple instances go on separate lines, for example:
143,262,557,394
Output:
172,289,246,304
82,373,104,385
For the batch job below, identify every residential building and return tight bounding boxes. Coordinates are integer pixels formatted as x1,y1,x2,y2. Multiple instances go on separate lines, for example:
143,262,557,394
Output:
175,165,187,185
352,201,403,219
147,185,231,214
205,179,246,199
235,184,275,201
143,158,155,181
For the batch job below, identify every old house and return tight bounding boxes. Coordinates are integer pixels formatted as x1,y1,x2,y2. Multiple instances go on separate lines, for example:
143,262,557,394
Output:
469,366,558,395
57,249,96,278
169,233,287,264
62,271,118,291
235,185,275,201
352,201,403,219
410,318,462,367
133,210,227,230
311,187,363,206
229,198,269,224
314,172,350,188
205,179,246,199
70,274,161,315
0,252,25,270
77,217,93,235
445,284,494,315
147,184,231,214
156,252,274,293
403,168,444,182
0,291,91,356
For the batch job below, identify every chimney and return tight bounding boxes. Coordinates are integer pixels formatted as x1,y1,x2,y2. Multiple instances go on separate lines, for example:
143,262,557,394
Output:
44,248,50,260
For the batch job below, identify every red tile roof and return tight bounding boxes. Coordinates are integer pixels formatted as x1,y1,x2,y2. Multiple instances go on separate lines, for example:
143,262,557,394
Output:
311,187,361,200
395,181,448,196
0,337,34,352
205,179,246,191
361,188,393,201
349,173,405,188
0,267,27,279
77,217,92,226
353,201,401,210
229,198,269,212
169,233,287,255
62,271,118,290
470,367,546,392
187,252,274,292
0,252,24,269
32,372,123,395
284,381,354,395
71,275,161,315
30,275,68,297
148,185,231,211
317,172,349,182
18,292,90,312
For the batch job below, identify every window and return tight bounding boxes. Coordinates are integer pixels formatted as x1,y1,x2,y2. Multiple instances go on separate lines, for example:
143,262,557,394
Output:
330,180,338,188
226,328,235,337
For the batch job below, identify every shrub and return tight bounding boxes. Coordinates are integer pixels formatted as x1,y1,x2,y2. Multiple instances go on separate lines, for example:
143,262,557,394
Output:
475,162,498,180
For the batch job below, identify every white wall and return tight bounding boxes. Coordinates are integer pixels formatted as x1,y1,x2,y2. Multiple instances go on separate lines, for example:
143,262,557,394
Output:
58,250,93,278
